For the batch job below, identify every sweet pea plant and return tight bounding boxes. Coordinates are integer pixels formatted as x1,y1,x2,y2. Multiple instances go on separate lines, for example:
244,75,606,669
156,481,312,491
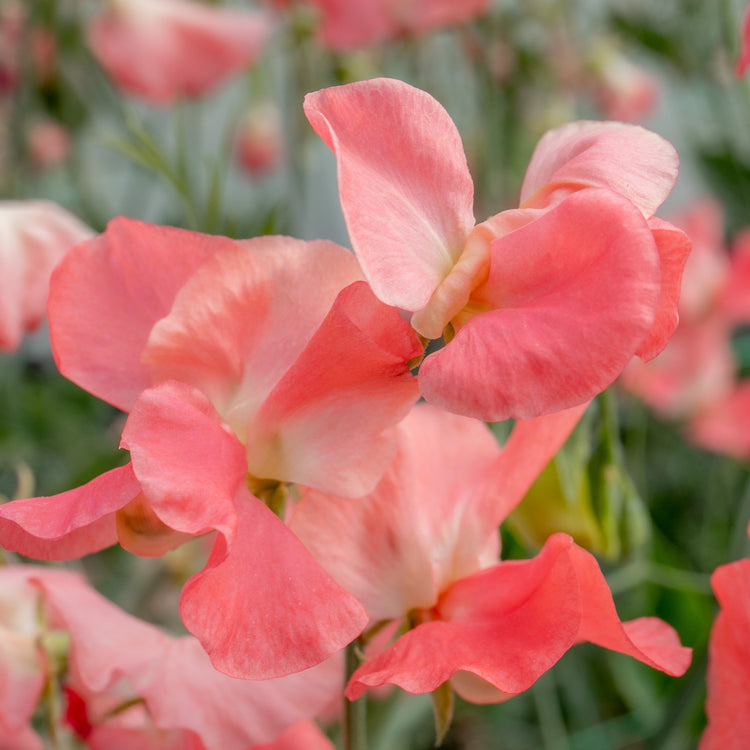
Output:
2,2,750,749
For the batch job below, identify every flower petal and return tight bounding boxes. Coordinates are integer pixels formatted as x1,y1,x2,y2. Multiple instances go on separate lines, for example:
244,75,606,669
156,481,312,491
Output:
49,217,230,411
520,121,678,218
0,465,139,560
418,189,660,420
346,534,581,699
304,78,475,310
180,489,368,679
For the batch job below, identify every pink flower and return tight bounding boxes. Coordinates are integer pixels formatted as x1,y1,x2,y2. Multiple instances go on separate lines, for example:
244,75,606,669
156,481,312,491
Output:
27,120,72,169
304,0,491,50
0,218,422,678
86,0,272,105
700,558,750,749
234,103,285,176
0,565,340,750
737,3,750,76
593,53,659,123
291,403,691,703
0,201,93,352
304,78,690,421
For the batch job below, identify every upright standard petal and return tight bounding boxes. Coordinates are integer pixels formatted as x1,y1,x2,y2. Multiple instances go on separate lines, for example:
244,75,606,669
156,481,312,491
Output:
304,78,476,310
418,189,660,420
519,120,679,218
49,217,230,411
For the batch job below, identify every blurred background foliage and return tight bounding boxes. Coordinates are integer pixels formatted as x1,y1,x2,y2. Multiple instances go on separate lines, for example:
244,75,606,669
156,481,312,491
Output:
3,0,750,747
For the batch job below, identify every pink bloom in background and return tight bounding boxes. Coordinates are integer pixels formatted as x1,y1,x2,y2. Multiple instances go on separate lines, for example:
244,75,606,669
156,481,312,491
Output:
305,0,490,50
86,0,272,105
593,52,658,123
304,77,690,421
0,218,422,678
291,404,691,703
235,103,285,176
0,200,93,352
737,3,750,76
0,565,339,750
700,558,750,750
27,120,72,169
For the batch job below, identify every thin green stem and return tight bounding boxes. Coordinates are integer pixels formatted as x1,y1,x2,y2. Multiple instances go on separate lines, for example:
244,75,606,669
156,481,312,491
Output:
343,640,367,750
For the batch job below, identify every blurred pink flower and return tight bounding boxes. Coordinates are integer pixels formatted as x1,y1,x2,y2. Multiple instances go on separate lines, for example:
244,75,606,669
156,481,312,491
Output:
87,0,272,104
593,54,659,123
234,103,285,176
305,0,491,50
700,558,750,749
0,218,422,679
0,200,93,352
291,404,691,703
27,120,71,169
305,78,690,421
0,565,340,750
737,3,750,76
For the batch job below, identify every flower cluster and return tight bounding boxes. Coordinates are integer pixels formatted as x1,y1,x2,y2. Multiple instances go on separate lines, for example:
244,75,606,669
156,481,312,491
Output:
0,75,693,746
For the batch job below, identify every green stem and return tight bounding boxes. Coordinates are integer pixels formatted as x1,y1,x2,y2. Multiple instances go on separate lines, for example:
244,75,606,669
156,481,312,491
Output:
343,640,367,750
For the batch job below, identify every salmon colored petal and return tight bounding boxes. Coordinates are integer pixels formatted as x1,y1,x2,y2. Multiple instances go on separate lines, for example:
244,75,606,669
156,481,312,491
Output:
49,217,230,411
737,4,750,77
418,189,660,420
480,402,589,526
0,727,43,750
304,78,475,310
717,229,750,323
248,281,421,496
635,218,692,361
689,383,750,461
87,0,271,104
568,544,691,676
520,121,678,218
0,201,93,352
122,380,246,539
291,404,502,621
346,534,580,699
0,465,139,560
180,490,368,679
700,559,750,750
142,236,363,440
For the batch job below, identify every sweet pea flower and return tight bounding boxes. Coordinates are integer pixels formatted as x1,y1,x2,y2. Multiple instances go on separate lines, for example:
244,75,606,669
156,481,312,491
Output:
737,3,750,76
0,565,340,750
0,218,422,678
303,0,490,51
86,0,272,105
304,78,690,421
700,558,750,749
0,200,93,352
291,404,691,705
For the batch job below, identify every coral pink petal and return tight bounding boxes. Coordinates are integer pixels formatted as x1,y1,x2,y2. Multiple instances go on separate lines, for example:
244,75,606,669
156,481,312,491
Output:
122,380,246,539
700,559,750,749
142,236,363,435
481,402,589,526
0,727,44,750
568,544,691,676
49,218,230,411
346,534,581,700
291,404,502,621
248,281,421,496
520,121,678,218
180,488,368,679
635,218,692,361
87,0,271,104
0,464,139,560
419,189,660,420
689,383,750,461
0,201,92,352
304,78,475,310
